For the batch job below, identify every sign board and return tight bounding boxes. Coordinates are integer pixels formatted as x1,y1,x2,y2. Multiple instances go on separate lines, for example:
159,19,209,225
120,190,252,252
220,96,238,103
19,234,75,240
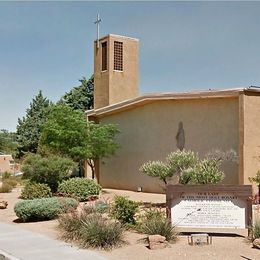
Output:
166,185,252,236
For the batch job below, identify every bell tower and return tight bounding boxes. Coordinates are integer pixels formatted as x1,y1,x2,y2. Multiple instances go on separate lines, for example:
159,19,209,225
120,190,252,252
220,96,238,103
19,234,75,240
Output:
94,34,139,109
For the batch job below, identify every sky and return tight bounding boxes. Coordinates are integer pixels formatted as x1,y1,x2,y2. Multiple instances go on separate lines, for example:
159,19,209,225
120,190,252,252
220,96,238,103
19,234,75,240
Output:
1,1,260,131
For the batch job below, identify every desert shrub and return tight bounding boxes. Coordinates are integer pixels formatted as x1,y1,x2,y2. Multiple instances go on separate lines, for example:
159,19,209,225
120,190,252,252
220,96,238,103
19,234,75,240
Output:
0,172,18,188
58,178,102,202
94,201,110,213
252,220,260,239
0,182,13,193
110,196,139,225
58,211,124,250
21,154,76,192
21,182,52,200
14,197,78,222
137,209,177,241
1,172,11,179
79,214,124,249
3,178,17,188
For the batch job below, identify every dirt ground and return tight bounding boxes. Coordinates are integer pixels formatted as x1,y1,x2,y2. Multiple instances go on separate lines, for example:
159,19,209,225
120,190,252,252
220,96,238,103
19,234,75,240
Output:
1,186,260,260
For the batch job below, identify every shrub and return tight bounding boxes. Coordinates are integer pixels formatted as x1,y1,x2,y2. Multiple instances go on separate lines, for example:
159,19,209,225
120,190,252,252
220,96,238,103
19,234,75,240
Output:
137,209,177,241
0,182,13,193
21,154,76,192
58,178,102,202
3,178,17,188
21,182,52,200
58,211,124,250
252,220,260,239
14,197,78,222
110,196,139,225
79,214,124,249
1,172,11,179
94,201,110,213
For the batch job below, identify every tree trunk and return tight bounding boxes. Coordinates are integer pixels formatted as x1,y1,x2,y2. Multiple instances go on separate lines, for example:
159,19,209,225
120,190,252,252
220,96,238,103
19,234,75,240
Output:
87,159,95,179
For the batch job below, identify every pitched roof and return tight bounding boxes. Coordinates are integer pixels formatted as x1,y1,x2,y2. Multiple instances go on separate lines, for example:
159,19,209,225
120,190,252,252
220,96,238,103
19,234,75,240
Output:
86,86,260,118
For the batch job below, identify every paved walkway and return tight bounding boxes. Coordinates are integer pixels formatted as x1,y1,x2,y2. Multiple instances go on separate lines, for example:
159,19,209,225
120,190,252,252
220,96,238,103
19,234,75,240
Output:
0,223,106,260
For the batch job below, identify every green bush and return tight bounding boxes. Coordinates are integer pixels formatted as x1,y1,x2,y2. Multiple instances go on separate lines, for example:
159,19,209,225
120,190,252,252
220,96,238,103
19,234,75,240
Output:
110,196,139,225
58,211,124,250
0,182,13,193
14,197,78,222
58,178,102,202
1,172,11,179
21,154,76,192
21,182,52,200
137,209,177,241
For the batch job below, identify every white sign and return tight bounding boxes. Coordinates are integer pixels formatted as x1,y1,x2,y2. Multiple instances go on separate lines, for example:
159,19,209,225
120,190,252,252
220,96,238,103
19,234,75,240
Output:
171,192,246,229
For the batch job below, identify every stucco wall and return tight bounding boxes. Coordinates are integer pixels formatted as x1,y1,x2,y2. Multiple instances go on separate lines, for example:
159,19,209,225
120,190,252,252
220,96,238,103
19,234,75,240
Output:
0,155,15,174
241,93,260,193
98,97,239,193
94,35,139,109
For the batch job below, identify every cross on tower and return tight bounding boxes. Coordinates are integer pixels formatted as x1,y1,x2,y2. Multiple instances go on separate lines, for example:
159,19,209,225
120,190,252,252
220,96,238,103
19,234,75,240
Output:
94,14,102,48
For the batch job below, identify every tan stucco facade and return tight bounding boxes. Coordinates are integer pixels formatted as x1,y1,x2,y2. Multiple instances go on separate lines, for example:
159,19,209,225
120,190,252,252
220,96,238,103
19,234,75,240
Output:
87,89,260,194
90,96,241,193
94,34,139,109
239,92,260,189
88,34,260,194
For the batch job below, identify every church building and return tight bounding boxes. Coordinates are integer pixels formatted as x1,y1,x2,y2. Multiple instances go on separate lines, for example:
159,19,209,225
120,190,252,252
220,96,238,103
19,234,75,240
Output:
86,34,260,193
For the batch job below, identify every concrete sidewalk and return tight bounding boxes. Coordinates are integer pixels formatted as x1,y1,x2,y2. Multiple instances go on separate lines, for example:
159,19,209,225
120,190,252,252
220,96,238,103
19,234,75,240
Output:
0,223,106,260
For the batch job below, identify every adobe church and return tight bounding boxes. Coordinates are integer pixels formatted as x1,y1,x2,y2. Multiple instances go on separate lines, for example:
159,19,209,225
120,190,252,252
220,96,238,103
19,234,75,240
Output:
86,34,260,193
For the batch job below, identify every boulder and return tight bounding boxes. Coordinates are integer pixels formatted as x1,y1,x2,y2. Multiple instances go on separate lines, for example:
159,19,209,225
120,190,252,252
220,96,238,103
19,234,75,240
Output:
0,201,8,209
253,238,260,249
148,235,167,250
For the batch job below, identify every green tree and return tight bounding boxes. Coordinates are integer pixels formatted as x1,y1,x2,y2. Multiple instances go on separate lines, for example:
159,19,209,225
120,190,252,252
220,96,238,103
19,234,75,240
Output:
16,91,51,158
60,76,94,112
140,150,225,185
179,158,224,185
140,150,198,185
39,104,119,178
85,123,120,178
0,129,17,154
22,153,76,192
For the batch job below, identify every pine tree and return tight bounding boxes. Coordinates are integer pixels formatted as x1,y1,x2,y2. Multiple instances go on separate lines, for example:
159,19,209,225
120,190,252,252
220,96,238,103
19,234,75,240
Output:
16,91,51,158
60,75,94,112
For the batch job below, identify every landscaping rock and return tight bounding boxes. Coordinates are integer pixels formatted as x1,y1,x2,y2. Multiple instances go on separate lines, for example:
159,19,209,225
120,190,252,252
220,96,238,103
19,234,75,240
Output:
253,238,260,249
0,201,8,209
148,235,167,250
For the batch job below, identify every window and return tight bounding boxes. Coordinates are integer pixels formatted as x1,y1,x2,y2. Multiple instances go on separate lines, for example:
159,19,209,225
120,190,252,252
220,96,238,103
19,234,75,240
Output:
101,42,107,71
114,41,123,71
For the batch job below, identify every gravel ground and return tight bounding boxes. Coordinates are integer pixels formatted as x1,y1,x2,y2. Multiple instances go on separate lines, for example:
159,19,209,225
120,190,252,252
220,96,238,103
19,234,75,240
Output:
1,186,260,260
